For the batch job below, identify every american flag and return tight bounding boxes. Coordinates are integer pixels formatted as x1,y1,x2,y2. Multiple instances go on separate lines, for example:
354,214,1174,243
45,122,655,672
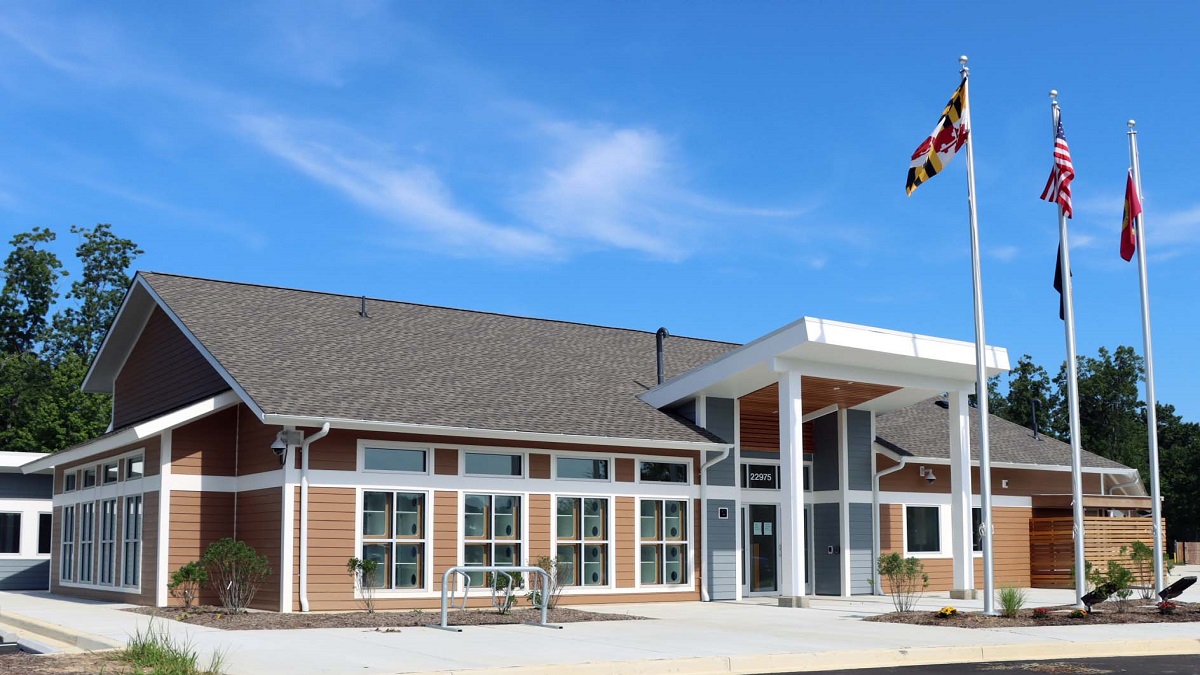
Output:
1040,111,1075,218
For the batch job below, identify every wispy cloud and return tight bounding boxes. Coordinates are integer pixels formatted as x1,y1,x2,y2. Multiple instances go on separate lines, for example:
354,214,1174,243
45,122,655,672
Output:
988,244,1020,262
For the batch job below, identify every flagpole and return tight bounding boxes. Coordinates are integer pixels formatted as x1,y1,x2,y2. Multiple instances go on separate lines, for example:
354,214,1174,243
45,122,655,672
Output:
961,55,997,615
1127,120,1165,593
1050,91,1087,610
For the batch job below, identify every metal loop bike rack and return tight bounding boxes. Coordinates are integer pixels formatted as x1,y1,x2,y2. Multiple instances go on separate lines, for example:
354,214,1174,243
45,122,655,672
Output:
428,565,563,632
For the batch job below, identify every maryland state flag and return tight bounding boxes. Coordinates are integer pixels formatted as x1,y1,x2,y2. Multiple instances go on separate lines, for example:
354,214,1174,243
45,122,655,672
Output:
1120,170,1142,261
906,78,970,195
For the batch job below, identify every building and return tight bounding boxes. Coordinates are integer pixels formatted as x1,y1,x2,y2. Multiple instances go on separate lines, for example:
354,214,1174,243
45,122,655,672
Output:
0,451,53,590
23,272,1148,611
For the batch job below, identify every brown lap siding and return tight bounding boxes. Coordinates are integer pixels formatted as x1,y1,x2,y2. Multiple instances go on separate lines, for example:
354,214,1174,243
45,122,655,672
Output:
167,491,235,606
171,407,238,476
236,488,283,610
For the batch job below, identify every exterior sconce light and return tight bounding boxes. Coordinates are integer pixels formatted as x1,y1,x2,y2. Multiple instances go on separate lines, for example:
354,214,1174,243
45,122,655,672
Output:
919,466,937,484
1002,479,1009,489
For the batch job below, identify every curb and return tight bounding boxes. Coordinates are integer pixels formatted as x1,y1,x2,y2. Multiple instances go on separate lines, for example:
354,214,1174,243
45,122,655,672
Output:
0,610,123,652
413,638,1200,675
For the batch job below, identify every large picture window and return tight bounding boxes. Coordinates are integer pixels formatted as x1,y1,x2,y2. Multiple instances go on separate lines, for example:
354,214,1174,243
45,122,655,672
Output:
60,506,75,581
360,491,426,590
78,503,95,583
639,499,688,585
123,496,142,587
463,494,521,586
905,505,941,554
99,499,117,585
0,513,20,554
555,497,608,586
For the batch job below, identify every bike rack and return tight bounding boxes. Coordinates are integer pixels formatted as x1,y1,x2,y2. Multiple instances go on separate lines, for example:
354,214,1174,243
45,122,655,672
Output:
428,565,563,632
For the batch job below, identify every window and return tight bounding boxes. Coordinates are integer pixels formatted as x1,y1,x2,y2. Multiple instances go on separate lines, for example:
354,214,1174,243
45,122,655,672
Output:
556,457,608,481
99,499,117,584
905,506,941,553
125,456,144,480
64,472,77,492
123,496,142,586
0,513,20,554
556,497,609,586
639,499,688,585
360,491,426,590
972,507,984,553
103,462,119,484
639,461,689,484
463,494,521,586
464,453,522,477
363,447,427,473
38,513,51,555
78,503,95,583
82,468,97,489
61,506,75,581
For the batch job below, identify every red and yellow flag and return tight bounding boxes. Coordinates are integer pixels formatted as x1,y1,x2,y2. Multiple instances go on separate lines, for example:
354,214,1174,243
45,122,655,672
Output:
1120,171,1142,261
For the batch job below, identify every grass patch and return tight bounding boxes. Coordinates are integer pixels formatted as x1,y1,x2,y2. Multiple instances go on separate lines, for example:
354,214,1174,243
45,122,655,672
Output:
119,621,225,674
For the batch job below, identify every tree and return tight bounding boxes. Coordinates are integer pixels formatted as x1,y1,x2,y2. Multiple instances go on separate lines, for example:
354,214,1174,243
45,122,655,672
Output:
47,224,142,362
996,355,1055,439
1158,403,1200,542
0,228,64,354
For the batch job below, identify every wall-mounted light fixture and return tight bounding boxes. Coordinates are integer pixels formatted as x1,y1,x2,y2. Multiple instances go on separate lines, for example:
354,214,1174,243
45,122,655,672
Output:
271,429,304,466
1001,479,1009,489
919,465,937,484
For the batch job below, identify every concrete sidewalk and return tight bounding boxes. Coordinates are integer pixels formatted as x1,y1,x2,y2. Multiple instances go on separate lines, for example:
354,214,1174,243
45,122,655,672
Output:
2,575,1200,675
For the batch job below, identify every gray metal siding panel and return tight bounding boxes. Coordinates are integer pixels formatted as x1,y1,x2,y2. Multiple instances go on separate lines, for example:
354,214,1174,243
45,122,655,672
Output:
706,499,737,600
0,473,51,499
706,454,736,487
847,410,873,491
813,503,841,595
0,559,49,590
740,450,779,461
705,398,735,443
848,502,874,595
813,413,839,491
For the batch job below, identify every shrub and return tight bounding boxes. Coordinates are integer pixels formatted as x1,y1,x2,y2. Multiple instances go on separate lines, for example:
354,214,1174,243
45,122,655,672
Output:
936,606,957,619
1126,542,1156,600
487,570,523,615
526,555,569,610
1098,560,1136,613
997,585,1027,618
201,538,271,613
168,561,208,610
346,557,380,614
876,553,928,613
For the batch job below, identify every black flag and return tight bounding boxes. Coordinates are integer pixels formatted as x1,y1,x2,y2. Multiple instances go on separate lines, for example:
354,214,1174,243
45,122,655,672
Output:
1053,248,1071,321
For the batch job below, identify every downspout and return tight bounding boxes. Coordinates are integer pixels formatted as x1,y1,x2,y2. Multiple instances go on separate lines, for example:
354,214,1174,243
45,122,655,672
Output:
299,422,331,612
699,445,732,602
871,448,908,596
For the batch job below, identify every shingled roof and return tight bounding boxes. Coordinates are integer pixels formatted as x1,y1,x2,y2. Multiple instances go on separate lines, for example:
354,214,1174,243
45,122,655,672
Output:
875,397,1131,471
139,272,737,445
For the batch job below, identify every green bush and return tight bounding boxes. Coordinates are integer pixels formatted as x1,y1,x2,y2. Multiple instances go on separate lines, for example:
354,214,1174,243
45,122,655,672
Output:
168,561,208,609
526,555,569,610
486,570,523,615
875,553,928,613
346,557,380,614
1099,559,1135,613
201,538,271,613
997,585,1027,618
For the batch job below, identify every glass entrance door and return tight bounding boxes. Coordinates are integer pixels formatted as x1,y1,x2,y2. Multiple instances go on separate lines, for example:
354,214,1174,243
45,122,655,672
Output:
747,504,778,594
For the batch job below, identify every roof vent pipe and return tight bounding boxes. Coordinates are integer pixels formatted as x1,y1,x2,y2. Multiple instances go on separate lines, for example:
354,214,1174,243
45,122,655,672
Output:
359,296,369,318
1030,400,1040,440
656,327,669,385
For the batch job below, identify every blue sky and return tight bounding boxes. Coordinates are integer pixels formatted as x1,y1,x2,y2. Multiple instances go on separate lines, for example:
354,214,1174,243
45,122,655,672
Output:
2,2,1199,420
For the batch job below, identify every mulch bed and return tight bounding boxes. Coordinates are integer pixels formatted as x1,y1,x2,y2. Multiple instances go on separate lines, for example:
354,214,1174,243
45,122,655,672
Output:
0,651,120,675
866,600,1200,628
125,605,645,630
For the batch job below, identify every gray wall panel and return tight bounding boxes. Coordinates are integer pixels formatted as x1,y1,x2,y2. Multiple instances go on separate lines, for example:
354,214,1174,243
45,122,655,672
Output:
706,499,737,600
704,397,737,487
846,410,873,492
813,503,841,595
0,473,52,499
848,502,874,595
813,414,839,491
0,559,49,590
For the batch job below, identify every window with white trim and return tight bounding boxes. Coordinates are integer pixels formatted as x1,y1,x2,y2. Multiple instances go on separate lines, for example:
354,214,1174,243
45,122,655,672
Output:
122,496,142,586
78,503,95,583
60,505,75,581
363,447,427,473
125,456,144,480
464,453,522,477
361,491,426,590
0,513,20,554
99,499,117,585
639,461,689,483
37,513,51,555
639,499,688,585
556,497,608,586
905,505,940,554
64,472,77,492
972,507,984,552
556,457,608,481
102,462,118,485
463,494,521,586
82,467,96,489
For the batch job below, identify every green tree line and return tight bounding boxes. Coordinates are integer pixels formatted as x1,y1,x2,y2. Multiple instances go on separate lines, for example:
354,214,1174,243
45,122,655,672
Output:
988,348,1200,543
0,224,141,454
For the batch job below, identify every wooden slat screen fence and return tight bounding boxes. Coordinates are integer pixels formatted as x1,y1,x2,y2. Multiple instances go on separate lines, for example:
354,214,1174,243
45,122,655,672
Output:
1029,517,1165,589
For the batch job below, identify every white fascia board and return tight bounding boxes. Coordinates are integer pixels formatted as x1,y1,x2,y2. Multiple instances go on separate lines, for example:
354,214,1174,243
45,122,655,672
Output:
871,445,1138,475
260,413,730,452
21,391,242,473
82,278,155,393
771,357,966,392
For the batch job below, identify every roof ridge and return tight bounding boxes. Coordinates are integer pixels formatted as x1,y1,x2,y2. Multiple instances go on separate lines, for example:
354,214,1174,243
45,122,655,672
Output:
139,271,739,346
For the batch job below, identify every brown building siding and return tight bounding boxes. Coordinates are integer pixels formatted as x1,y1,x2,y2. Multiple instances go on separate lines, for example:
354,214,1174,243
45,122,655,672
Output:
173,408,238,477
434,448,458,475
294,487,357,611
878,460,1103,497
113,307,230,429
167,491,234,606
615,497,636,587
235,406,284,476
879,503,1031,590
432,490,458,594
528,454,551,479
236,488,283,611
528,494,552,562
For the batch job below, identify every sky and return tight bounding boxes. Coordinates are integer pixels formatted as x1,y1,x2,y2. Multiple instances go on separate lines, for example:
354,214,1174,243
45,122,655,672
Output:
1,2,1199,421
